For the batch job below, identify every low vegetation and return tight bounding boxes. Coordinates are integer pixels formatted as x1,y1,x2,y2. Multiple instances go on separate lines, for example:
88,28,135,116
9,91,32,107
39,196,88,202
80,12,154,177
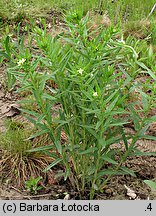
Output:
0,0,156,199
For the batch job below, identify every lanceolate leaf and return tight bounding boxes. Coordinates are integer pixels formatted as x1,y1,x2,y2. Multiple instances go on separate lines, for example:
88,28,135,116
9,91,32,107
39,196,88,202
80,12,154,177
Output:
64,166,71,181
97,169,125,178
26,145,53,152
19,108,41,118
78,147,98,155
43,158,63,172
120,166,136,177
130,150,156,157
0,51,10,60
25,129,50,140
145,115,156,124
136,61,156,80
101,155,118,165
105,96,119,114
144,180,156,191
54,140,62,155
138,135,156,141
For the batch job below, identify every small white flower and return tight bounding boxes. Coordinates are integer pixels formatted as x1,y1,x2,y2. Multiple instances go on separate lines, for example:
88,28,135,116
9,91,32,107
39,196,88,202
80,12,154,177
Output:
90,73,94,77
119,39,125,44
17,58,26,67
78,68,84,75
105,84,111,90
118,36,125,44
93,92,98,97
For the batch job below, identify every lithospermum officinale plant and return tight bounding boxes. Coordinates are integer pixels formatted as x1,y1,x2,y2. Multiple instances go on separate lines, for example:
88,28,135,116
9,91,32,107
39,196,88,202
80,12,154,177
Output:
5,16,156,199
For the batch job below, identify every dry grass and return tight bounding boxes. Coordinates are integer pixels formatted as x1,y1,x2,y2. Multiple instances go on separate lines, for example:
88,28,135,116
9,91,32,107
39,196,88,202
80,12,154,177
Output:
0,120,58,188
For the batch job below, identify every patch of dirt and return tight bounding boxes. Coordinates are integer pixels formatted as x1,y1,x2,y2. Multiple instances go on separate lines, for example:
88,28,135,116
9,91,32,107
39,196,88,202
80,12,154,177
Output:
0,184,70,200
1,154,156,200
0,90,20,132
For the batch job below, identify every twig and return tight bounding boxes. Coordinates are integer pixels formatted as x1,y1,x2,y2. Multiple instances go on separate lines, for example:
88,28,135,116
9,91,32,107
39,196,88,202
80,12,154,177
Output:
23,193,55,199
0,193,55,200
10,186,23,194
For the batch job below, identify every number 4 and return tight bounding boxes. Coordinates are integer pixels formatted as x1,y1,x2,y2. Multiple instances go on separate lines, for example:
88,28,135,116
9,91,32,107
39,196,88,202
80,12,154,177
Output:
147,203,152,211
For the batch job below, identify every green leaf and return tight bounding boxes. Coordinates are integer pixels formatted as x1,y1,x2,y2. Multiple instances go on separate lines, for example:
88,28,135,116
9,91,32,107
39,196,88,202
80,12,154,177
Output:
141,91,149,112
137,61,156,80
95,120,103,130
0,51,10,60
119,127,128,150
85,108,100,115
54,140,62,155
105,96,119,114
82,90,93,100
87,165,96,175
139,135,156,141
56,118,74,128
19,108,40,118
118,65,132,83
101,156,118,165
43,158,62,172
101,136,121,147
43,151,60,159
31,56,42,70
26,145,53,152
98,138,107,147
128,106,141,131
4,36,11,58
138,124,150,136
97,169,124,178
144,180,156,191
110,120,130,126
81,126,98,139
78,147,98,155
37,113,46,122
145,115,156,124
130,150,156,157
105,90,118,104
25,129,50,140
55,172,65,179
39,75,49,92
42,93,56,101
64,166,70,181
120,166,136,177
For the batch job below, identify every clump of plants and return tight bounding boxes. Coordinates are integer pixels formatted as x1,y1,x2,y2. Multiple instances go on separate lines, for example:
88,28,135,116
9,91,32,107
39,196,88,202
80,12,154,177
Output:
0,119,55,187
25,176,43,194
2,15,156,199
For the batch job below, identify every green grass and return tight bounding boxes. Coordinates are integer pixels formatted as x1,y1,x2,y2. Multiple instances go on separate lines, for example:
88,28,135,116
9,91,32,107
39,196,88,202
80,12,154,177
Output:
0,0,155,22
0,119,33,155
0,119,56,187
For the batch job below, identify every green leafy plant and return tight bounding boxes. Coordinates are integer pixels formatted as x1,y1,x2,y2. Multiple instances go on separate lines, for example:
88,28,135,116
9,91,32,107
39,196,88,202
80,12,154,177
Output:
0,35,15,90
4,15,156,199
0,22,34,91
144,180,156,191
25,176,43,194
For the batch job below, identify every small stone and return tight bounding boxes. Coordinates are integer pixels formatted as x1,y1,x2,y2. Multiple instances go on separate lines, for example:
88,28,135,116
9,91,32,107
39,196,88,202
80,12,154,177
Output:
105,188,113,194
64,194,70,200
